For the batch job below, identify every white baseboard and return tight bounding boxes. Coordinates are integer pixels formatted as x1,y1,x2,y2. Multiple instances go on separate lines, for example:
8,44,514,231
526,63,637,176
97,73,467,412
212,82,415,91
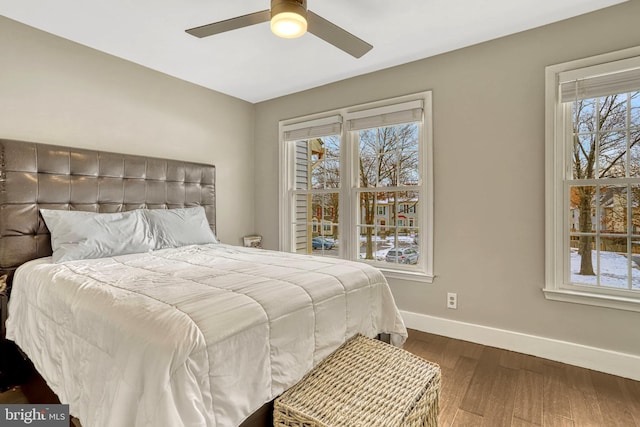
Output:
401,310,640,381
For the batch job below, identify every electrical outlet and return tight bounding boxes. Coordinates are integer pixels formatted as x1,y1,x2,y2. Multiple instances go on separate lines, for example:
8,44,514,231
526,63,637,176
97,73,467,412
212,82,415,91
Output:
447,292,457,309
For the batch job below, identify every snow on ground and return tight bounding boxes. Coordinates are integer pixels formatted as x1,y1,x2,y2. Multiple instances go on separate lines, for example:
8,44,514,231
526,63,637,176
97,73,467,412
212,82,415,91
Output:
358,235,417,261
571,250,640,290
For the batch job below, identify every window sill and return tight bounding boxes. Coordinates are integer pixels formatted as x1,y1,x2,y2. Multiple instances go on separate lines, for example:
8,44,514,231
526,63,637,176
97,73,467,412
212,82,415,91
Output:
379,268,434,284
543,288,640,312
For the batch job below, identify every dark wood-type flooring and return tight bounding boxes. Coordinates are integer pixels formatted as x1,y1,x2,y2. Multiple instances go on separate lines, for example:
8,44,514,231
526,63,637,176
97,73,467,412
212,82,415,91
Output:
405,329,640,426
1,329,639,426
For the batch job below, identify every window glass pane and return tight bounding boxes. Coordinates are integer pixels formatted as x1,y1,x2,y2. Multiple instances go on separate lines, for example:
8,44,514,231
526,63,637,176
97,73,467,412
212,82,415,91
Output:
359,192,376,227
599,94,627,132
395,127,420,186
316,193,339,257
295,222,310,255
630,136,640,178
631,91,640,127
358,123,419,188
293,192,339,257
295,137,340,190
396,190,419,227
362,191,420,226
632,246,640,290
358,128,383,186
630,93,640,177
632,185,640,234
572,134,595,180
572,96,634,180
374,228,395,261
383,227,419,266
358,226,394,262
310,136,340,189
312,194,339,234
598,131,626,178
311,193,323,222
295,194,310,227
570,242,597,285
569,186,596,233
294,193,312,254
599,237,629,289
573,98,597,133
599,185,627,234
295,141,311,190
373,192,394,226
398,231,418,253
569,185,598,285
632,173,640,289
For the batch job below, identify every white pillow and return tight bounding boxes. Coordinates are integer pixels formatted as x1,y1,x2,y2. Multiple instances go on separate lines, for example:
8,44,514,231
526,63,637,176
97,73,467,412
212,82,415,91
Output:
143,206,218,249
40,209,155,263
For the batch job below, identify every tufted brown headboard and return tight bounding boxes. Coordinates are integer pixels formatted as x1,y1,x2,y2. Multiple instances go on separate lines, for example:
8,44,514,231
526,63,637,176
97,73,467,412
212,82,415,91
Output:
0,139,216,294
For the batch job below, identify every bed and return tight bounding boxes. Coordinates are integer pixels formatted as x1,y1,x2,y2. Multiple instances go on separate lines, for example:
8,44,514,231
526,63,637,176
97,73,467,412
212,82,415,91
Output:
0,139,408,427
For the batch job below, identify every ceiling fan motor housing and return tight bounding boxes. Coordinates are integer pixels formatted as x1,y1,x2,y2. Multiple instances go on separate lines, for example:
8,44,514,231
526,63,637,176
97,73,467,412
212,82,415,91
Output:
271,0,308,20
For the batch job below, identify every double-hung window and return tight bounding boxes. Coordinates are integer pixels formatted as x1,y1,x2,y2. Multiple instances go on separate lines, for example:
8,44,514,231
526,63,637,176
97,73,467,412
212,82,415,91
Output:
279,92,433,282
545,47,640,311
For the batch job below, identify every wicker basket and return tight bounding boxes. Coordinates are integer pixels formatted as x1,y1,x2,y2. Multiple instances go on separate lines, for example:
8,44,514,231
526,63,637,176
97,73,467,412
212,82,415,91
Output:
273,334,441,427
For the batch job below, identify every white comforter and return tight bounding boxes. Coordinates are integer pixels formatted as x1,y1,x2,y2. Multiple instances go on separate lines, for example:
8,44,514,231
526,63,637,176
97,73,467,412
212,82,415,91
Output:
6,244,407,427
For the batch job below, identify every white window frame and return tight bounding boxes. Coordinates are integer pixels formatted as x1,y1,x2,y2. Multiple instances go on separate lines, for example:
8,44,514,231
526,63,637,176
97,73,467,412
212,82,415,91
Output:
279,92,434,283
545,46,640,312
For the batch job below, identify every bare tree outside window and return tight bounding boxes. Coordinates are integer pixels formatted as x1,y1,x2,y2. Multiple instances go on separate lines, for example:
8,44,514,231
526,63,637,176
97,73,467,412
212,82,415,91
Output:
358,124,420,261
571,91,640,279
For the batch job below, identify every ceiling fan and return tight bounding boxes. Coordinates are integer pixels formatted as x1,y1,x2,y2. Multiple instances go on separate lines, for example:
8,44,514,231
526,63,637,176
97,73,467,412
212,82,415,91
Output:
185,0,373,58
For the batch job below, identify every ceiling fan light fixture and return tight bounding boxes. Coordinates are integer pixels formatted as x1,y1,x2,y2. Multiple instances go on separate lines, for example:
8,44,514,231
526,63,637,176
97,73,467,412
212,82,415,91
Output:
270,0,308,39
186,0,373,58
271,12,307,38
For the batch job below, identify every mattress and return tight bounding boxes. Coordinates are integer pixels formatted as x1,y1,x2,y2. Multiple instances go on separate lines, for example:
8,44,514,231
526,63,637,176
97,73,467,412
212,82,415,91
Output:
6,244,407,427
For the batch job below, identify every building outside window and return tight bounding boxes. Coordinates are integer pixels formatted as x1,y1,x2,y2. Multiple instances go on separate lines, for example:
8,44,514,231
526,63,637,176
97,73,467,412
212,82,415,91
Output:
545,47,640,311
279,92,433,282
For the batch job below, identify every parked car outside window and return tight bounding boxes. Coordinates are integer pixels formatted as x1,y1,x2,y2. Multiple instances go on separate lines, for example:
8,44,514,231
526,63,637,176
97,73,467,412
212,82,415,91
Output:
385,247,419,264
312,237,334,250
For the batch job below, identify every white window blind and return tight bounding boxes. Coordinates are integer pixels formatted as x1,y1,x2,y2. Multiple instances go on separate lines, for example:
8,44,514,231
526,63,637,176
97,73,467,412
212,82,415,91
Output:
559,56,640,102
282,115,342,141
346,100,423,131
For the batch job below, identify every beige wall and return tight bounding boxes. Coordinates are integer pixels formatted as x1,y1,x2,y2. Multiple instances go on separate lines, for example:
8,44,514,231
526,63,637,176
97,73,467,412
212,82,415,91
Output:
254,0,640,355
0,16,255,245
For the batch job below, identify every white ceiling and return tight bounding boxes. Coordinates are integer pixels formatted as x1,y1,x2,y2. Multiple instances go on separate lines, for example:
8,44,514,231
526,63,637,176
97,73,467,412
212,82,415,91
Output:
0,0,627,103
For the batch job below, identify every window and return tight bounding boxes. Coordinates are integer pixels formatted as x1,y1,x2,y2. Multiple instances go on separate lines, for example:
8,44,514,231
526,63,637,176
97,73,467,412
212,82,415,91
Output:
545,47,640,311
279,93,433,282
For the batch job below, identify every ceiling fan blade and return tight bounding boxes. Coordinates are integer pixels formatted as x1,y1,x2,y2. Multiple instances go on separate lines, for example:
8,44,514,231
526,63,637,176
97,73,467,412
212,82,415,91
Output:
307,11,373,58
186,10,271,38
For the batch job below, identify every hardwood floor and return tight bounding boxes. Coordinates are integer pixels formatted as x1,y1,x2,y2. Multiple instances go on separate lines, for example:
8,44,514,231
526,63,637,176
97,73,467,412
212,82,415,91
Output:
405,329,640,427
1,329,638,426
